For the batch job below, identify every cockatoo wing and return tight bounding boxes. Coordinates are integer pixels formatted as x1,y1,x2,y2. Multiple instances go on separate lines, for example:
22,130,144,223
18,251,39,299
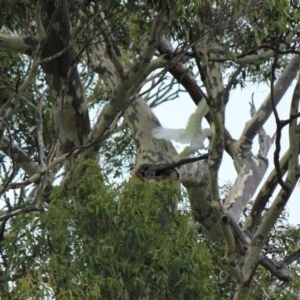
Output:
190,128,212,149
185,112,201,140
152,128,190,144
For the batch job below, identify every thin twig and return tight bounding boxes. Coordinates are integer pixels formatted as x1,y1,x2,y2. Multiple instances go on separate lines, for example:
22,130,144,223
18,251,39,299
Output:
270,54,290,192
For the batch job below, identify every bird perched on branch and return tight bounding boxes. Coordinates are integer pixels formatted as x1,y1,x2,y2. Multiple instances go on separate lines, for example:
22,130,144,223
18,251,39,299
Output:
152,100,212,160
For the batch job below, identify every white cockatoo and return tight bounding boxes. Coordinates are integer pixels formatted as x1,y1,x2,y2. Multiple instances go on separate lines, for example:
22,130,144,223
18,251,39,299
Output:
152,100,212,159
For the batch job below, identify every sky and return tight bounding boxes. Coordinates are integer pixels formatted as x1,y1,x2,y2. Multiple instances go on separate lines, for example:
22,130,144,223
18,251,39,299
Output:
152,82,300,225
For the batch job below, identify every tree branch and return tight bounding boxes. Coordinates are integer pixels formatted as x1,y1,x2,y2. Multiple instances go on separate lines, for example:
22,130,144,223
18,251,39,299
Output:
0,34,35,54
242,72,300,284
0,136,40,176
39,0,90,154
270,54,290,192
239,55,300,145
87,8,174,152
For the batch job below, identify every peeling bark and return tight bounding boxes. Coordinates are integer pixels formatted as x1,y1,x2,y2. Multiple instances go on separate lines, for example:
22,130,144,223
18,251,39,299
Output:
225,153,268,222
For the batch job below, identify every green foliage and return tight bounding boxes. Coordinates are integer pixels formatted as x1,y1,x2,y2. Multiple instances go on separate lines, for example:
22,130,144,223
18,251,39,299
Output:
1,160,218,299
0,0,36,33
99,127,136,179
198,221,300,299
202,207,300,299
1,1,300,299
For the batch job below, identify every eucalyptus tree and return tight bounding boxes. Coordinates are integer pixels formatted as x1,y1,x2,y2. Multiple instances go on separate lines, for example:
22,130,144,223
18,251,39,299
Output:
0,0,300,299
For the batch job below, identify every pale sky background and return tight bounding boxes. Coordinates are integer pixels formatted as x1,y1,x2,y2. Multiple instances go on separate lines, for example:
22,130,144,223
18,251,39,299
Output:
152,82,300,225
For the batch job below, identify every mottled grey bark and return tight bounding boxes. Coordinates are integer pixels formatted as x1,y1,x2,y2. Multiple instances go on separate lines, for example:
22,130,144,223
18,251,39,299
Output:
1,136,40,176
39,0,90,154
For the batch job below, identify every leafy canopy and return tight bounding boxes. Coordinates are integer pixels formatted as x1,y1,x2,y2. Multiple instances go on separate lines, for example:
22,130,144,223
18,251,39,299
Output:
2,160,218,299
